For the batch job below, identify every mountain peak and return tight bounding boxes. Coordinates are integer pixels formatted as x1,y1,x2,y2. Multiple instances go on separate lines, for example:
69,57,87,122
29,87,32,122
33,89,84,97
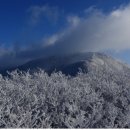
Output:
0,52,130,76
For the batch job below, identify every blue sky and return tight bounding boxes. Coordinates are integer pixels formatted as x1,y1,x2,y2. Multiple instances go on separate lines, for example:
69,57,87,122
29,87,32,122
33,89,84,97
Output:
0,0,130,67
0,0,129,45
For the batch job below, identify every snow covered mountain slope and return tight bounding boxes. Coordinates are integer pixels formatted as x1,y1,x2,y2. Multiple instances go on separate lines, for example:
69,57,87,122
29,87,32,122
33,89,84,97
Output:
1,52,130,76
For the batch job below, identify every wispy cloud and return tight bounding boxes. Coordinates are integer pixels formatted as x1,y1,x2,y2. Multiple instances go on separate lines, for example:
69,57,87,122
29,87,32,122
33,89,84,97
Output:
67,15,81,27
28,5,59,25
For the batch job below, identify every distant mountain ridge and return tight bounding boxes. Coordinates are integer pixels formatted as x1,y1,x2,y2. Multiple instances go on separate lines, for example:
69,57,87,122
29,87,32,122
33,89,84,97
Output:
1,52,130,76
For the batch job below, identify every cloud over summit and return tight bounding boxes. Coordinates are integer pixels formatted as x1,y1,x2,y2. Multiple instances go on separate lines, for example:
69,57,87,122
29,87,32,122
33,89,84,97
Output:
44,4,130,53
0,4,130,68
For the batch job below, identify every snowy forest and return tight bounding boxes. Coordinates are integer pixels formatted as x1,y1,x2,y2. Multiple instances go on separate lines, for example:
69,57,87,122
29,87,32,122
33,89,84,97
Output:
1,0,130,128
0,67,130,128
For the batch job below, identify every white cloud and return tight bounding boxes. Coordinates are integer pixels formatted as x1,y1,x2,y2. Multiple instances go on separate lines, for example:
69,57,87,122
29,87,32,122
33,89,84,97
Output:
42,34,59,46
44,4,130,54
